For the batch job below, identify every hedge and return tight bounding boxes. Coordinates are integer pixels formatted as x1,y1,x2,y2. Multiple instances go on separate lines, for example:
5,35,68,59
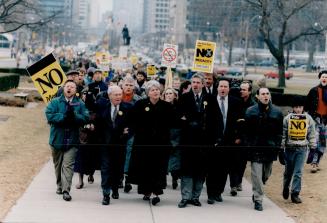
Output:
0,74,20,91
271,93,306,107
0,68,28,76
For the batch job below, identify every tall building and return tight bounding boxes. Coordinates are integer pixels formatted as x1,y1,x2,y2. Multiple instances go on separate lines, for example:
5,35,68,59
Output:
72,0,91,29
143,0,171,33
39,0,73,25
38,0,74,45
170,0,187,47
89,0,101,28
113,0,144,33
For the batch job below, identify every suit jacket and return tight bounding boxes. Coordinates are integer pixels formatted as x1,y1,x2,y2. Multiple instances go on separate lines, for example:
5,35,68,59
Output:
178,90,220,176
203,85,218,96
215,95,242,146
95,97,131,146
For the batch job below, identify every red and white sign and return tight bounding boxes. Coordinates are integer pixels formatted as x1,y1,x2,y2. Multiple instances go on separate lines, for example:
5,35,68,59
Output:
161,43,178,68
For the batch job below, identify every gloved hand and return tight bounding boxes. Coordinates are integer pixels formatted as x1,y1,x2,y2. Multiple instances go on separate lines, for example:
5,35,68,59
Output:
65,104,75,122
278,148,285,165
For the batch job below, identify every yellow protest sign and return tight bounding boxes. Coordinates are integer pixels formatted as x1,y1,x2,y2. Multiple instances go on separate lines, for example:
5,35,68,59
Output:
288,114,308,141
130,55,138,65
95,52,111,72
192,40,216,73
147,65,157,76
27,53,67,103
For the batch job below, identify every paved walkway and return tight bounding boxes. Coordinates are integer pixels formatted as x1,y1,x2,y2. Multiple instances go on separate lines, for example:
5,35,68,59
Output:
4,161,295,223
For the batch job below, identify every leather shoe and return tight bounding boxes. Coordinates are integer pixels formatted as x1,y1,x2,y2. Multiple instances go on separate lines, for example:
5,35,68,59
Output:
291,194,302,204
214,194,223,202
191,199,201,206
143,195,151,201
282,187,289,200
112,191,119,199
230,187,237,196
152,196,160,205
178,199,188,208
75,183,84,189
102,195,110,205
207,197,215,204
124,183,132,193
88,175,94,184
254,201,263,211
62,191,72,201
56,188,63,195
236,184,243,191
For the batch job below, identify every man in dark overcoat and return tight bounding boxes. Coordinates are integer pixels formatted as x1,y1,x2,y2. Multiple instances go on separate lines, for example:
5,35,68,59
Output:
177,73,220,208
95,85,131,205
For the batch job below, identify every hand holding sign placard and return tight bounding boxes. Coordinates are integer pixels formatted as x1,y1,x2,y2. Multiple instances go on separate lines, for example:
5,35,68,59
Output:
26,53,67,103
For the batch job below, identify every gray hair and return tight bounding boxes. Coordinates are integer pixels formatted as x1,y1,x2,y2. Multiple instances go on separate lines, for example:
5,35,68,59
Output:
122,76,136,85
145,80,161,95
107,85,122,95
191,73,204,84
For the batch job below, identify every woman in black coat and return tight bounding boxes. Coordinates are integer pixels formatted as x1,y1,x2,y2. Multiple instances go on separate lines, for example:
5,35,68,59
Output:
128,80,174,205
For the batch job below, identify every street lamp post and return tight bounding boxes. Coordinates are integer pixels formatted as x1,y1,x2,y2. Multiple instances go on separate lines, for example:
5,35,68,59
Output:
243,15,261,78
243,20,249,78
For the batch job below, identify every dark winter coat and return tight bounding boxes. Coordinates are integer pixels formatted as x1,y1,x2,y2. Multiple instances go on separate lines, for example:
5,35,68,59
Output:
243,102,283,162
128,98,174,194
178,91,221,177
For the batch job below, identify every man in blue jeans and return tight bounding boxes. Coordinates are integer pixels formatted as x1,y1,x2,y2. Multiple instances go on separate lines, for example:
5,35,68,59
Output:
281,96,316,203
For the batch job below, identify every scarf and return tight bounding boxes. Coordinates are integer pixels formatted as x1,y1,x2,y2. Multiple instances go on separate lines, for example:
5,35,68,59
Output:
319,84,327,103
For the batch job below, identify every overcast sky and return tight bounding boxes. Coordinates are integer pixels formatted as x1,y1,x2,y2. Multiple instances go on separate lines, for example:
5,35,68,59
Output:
98,0,113,16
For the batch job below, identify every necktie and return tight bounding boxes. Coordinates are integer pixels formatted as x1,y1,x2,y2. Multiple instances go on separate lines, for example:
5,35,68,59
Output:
112,106,118,124
196,94,200,103
220,97,226,131
208,88,211,94
195,94,200,111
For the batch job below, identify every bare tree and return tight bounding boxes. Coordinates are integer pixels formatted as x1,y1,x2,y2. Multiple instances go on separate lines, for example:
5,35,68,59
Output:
0,0,60,34
244,0,327,87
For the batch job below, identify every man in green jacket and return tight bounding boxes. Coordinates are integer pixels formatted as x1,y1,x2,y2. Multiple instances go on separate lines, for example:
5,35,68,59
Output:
45,80,89,201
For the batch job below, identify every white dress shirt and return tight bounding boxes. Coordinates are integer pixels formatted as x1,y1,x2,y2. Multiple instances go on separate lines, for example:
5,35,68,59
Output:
217,95,228,116
111,103,120,121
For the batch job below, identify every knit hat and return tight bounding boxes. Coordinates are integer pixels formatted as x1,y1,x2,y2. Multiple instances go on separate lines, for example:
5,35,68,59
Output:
291,96,305,107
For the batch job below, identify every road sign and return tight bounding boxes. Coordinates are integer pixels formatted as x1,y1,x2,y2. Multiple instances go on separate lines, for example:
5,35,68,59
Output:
192,40,216,73
161,43,178,68
26,53,67,103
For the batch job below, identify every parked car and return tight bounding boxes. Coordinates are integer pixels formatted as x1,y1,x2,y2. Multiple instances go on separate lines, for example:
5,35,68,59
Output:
258,60,275,67
226,67,244,76
264,70,294,79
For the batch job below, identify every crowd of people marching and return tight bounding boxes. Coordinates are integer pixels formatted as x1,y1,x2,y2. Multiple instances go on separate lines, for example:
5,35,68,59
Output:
45,62,327,212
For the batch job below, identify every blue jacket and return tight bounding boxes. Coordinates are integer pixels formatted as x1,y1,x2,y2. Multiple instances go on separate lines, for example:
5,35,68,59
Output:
45,95,89,150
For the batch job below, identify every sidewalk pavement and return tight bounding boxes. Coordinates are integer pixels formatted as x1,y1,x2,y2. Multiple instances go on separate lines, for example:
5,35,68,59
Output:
4,161,295,223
